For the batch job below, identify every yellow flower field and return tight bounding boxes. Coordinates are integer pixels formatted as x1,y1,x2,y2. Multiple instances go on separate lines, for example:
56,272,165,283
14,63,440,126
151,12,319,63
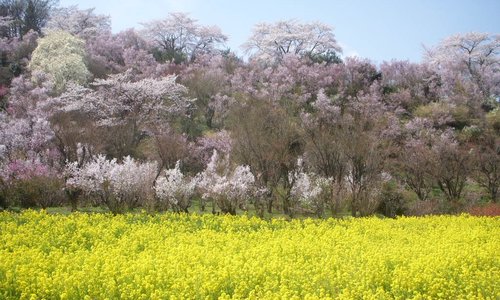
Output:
0,211,498,299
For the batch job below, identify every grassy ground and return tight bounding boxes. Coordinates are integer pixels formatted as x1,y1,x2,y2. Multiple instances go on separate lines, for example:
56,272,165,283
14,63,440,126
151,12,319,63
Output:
4,197,350,220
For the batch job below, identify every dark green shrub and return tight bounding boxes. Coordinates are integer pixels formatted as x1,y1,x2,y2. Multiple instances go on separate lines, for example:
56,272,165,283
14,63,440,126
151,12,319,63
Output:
377,181,408,217
6,176,65,208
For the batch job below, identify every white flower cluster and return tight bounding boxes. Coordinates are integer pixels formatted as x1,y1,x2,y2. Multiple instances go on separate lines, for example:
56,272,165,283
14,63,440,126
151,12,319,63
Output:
290,158,331,205
65,150,257,214
65,155,157,205
49,70,193,128
196,150,255,212
154,161,196,206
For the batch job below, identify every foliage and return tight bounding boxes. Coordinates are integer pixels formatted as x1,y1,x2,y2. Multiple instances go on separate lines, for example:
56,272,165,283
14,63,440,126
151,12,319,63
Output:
0,0,57,37
29,30,90,92
3,175,64,208
0,6,498,218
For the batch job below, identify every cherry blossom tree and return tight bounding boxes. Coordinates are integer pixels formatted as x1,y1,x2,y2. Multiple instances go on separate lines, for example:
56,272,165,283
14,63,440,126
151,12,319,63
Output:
0,72,55,165
0,113,53,161
65,155,157,213
154,161,197,213
289,158,332,217
196,150,255,215
6,71,53,117
243,19,342,63
142,12,227,63
425,32,500,104
47,70,194,157
0,155,63,208
0,155,56,183
46,5,111,40
87,71,192,126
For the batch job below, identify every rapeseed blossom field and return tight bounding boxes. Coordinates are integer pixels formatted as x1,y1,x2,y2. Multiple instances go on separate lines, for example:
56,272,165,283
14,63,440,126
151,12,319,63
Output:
0,211,498,299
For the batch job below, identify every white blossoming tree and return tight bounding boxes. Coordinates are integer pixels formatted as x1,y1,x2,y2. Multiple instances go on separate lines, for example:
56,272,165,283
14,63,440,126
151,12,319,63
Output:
65,155,157,213
46,6,111,40
243,19,342,63
29,30,91,93
196,150,255,215
289,158,332,217
51,70,192,127
155,161,197,213
142,12,227,63
424,32,500,101
46,69,194,157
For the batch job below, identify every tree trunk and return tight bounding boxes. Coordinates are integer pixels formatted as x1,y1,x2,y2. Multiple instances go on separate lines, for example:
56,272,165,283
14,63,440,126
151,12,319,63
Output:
267,197,273,214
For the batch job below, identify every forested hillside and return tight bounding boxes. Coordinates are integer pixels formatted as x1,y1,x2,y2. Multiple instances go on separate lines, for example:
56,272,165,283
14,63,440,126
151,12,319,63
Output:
0,1,498,217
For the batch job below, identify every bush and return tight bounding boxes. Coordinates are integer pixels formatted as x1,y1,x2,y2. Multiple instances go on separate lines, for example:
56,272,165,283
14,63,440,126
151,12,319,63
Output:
154,161,197,213
5,176,65,208
486,108,500,132
407,199,441,216
468,203,500,217
414,102,470,129
65,155,157,214
377,181,407,217
0,178,6,209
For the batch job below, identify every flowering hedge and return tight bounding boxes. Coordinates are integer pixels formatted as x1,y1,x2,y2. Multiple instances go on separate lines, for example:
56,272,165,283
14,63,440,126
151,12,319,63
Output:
0,211,498,299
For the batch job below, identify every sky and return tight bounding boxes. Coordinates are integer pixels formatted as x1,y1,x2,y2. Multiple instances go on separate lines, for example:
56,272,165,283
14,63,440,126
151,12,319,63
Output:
58,0,500,64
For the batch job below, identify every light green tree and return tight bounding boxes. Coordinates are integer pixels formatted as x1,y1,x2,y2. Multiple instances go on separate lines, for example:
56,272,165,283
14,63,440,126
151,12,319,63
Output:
29,30,90,92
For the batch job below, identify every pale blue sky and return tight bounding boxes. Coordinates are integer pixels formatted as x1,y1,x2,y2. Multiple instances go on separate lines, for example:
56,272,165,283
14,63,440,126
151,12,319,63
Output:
59,0,500,63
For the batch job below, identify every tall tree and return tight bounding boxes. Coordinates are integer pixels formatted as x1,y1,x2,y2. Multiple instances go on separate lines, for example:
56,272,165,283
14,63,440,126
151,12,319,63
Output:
142,12,227,63
29,30,90,93
46,70,194,157
230,98,303,215
0,0,58,38
243,19,342,64
46,5,111,40
425,32,500,106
